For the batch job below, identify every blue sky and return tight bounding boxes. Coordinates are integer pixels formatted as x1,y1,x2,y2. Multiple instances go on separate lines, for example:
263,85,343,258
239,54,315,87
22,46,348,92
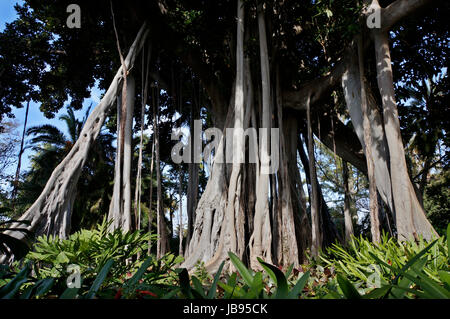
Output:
1,1,102,177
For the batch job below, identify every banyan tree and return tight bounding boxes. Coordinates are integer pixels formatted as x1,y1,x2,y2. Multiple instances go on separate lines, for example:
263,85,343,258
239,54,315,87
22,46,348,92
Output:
1,0,445,271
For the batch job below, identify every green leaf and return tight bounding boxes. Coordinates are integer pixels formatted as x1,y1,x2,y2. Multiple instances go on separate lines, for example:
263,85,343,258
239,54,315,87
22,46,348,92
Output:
287,271,310,299
438,271,450,288
1,277,29,299
258,260,288,299
207,261,224,299
191,276,206,298
245,272,263,299
0,264,30,297
228,252,253,287
161,287,181,299
34,277,55,297
336,274,361,299
362,285,392,299
60,287,80,299
218,281,244,298
85,259,114,299
257,257,276,284
125,256,153,288
222,273,238,299
55,252,69,264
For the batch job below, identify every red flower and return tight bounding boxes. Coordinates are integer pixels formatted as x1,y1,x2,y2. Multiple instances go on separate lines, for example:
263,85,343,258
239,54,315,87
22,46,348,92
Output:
114,288,122,299
136,290,158,298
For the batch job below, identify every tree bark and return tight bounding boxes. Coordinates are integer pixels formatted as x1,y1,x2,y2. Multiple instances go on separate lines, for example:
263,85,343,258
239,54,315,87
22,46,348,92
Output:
154,86,169,258
134,43,151,231
4,23,148,243
108,75,135,232
372,28,437,240
342,161,354,243
306,96,322,257
147,137,155,255
357,34,380,243
250,2,274,269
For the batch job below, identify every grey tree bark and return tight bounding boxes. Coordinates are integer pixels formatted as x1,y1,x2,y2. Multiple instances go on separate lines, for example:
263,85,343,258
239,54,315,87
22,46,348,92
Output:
250,2,273,269
357,34,380,243
4,23,148,243
342,161,354,243
306,96,322,257
108,75,135,232
372,25,436,240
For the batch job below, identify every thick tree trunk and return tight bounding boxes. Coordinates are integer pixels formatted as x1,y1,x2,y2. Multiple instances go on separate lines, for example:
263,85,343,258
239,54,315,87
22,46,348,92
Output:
341,53,394,215
4,24,148,243
200,0,246,273
108,75,135,232
372,29,437,240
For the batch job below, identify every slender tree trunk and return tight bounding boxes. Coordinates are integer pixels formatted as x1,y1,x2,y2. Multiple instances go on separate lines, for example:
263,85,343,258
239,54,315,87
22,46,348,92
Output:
178,169,184,256
154,86,169,259
134,44,151,231
306,96,321,257
342,161,354,243
12,99,30,204
185,97,199,253
275,69,299,268
250,2,273,268
122,75,135,232
147,137,155,255
357,34,380,243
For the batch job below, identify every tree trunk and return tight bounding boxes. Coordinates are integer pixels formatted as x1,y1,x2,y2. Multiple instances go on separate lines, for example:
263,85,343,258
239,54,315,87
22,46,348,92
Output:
372,29,437,240
306,96,322,257
154,86,169,259
178,169,184,256
341,53,394,215
134,44,151,231
147,137,155,255
108,75,135,232
342,161,354,243
12,99,30,205
4,24,148,243
274,69,300,268
201,0,246,273
357,35,380,243
185,103,199,253
122,75,135,232
250,2,274,269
